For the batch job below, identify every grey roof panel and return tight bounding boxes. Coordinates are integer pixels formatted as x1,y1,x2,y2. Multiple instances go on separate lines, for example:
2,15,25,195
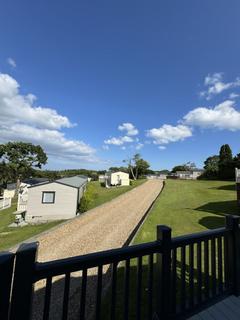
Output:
56,175,88,188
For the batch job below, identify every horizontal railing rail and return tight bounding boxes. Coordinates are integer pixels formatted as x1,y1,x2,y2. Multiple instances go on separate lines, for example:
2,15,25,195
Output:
34,240,162,281
2,214,240,320
171,227,229,247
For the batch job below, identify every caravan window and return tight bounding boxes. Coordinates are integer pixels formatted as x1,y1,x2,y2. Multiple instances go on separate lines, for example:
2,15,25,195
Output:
42,192,55,204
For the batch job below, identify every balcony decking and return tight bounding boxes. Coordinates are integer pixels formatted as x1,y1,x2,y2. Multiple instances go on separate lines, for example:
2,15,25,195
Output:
189,295,240,320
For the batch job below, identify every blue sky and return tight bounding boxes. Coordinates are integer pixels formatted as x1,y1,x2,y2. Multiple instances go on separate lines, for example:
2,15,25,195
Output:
0,1,240,170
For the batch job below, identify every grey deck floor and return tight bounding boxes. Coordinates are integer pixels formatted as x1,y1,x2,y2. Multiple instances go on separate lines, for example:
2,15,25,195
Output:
188,296,240,320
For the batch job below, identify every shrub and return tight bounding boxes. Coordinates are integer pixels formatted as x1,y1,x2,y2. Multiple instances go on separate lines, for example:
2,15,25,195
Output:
79,184,95,213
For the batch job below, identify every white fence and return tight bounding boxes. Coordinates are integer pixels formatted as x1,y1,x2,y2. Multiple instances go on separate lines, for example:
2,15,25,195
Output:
0,197,12,210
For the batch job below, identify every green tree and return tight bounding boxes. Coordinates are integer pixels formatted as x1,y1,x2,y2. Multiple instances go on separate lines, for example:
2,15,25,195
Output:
219,144,233,163
0,161,13,188
171,165,188,173
0,141,47,190
123,154,150,179
135,158,150,178
108,166,129,173
218,144,234,180
203,155,219,178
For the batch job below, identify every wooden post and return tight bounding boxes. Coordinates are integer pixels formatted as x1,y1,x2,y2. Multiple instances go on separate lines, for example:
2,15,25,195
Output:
226,215,240,296
155,225,172,319
0,252,15,320
10,242,38,320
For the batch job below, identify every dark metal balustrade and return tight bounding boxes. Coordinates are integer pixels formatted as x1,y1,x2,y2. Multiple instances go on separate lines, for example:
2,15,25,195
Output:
1,215,240,320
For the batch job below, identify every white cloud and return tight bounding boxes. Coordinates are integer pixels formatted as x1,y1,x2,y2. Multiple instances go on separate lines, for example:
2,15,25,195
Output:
183,100,240,131
0,124,95,158
118,122,139,136
146,124,192,144
0,73,96,163
158,146,166,150
229,93,239,99
136,143,144,150
200,73,240,100
102,145,109,150
104,135,134,146
0,74,73,130
7,57,16,68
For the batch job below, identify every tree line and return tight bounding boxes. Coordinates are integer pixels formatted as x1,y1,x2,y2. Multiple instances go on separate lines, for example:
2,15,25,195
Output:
0,142,153,194
202,144,240,180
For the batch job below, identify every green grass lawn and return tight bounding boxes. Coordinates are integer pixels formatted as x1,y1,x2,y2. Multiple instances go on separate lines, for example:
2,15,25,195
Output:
134,179,238,243
0,199,62,251
86,179,146,210
101,179,239,320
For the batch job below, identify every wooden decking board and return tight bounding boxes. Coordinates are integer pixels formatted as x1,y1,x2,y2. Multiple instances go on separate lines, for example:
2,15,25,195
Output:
214,299,239,320
188,296,240,320
222,297,240,317
198,310,215,320
206,304,228,320
228,295,240,307
189,296,240,320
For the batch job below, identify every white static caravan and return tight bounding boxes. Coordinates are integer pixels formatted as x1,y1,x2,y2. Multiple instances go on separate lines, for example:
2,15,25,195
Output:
176,170,203,180
105,171,130,186
25,176,88,223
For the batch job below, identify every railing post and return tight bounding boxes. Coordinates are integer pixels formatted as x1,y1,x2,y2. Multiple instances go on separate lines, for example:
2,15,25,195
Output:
236,183,240,207
155,225,172,319
0,252,15,320
226,215,240,296
10,242,38,320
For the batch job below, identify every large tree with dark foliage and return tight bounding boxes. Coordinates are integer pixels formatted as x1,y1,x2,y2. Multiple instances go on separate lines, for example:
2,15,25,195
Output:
0,142,47,190
218,144,235,180
203,155,219,178
202,144,240,180
219,144,233,163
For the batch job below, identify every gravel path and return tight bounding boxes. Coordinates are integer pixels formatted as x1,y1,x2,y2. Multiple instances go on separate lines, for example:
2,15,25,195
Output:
32,179,163,319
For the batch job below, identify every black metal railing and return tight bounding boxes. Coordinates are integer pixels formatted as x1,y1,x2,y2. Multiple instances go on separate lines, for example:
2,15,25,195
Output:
1,215,240,320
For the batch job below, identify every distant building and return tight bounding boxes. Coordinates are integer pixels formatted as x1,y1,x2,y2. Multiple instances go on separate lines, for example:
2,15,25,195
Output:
101,171,130,187
146,174,166,180
175,170,203,180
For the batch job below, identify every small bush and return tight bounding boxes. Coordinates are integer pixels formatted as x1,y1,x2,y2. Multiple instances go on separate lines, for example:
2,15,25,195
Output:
79,184,95,213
